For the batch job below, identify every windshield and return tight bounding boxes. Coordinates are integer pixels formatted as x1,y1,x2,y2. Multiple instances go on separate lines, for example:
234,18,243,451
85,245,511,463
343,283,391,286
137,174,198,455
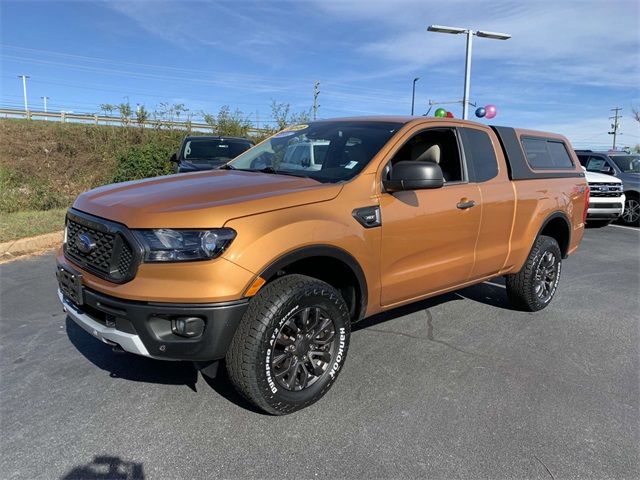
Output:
610,155,640,173
228,121,403,183
182,138,251,164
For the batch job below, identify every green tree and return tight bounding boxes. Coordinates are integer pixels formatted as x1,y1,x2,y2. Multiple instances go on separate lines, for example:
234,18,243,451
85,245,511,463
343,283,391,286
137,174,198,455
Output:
215,105,251,137
173,103,188,123
202,111,216,133
270,101,312,131
118,102,132,126
136,105,149,127
99,103,115,117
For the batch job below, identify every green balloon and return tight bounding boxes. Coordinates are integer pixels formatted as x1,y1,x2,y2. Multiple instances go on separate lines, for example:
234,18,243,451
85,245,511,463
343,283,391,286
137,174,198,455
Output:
434,108,447,118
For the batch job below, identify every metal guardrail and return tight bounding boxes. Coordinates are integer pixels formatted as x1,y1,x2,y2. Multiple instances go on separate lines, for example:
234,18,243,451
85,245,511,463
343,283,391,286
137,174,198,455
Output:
0,108,270,135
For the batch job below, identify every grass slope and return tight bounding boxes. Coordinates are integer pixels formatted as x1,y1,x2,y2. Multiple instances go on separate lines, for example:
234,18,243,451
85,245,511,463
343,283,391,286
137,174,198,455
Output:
0,208,67,243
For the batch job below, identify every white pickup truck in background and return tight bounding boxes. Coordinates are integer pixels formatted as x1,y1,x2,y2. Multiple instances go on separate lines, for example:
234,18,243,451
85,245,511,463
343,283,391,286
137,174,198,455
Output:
584,169,625,227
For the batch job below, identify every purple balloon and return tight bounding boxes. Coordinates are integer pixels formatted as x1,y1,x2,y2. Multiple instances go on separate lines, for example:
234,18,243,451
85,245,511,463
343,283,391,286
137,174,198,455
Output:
475,107,486,118
485,104,497,119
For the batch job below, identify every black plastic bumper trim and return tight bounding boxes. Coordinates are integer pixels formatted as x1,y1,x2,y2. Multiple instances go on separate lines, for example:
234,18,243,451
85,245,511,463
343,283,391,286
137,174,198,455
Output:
75,287,248,361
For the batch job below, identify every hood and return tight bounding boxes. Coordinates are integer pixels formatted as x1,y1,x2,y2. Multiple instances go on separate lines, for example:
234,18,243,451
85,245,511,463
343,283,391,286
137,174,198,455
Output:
617,171,640,188
584,170,622,184
73,170,342,228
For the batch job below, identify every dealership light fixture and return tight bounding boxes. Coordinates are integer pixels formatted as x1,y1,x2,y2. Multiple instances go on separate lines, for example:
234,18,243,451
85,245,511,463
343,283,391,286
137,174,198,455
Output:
427,25,511,119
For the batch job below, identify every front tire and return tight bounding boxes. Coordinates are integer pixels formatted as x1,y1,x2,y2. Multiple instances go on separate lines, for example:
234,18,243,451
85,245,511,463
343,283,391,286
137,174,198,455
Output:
619,195,640,227
505,235,562,312
226,274,350,415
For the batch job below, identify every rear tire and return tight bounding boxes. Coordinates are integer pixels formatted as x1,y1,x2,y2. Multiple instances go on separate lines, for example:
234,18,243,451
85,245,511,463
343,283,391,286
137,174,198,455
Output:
505,235,562,312
226,274,350,415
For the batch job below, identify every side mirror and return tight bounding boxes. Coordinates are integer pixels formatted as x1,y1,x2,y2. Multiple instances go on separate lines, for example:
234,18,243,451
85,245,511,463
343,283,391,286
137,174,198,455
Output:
170,153,178,163
383,161,444,192
600,165,614,175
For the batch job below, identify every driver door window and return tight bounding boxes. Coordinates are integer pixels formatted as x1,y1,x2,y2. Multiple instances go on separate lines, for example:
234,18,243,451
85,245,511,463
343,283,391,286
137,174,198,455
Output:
379,127,481,306
585,156,616,174
386,128,464,183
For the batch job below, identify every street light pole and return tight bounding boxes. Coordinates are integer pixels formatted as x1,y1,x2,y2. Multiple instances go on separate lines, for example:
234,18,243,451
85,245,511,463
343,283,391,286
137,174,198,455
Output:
18,75,30,112
41,96,49,113
427,25,510,120
462,31,473,120
411,77,420,115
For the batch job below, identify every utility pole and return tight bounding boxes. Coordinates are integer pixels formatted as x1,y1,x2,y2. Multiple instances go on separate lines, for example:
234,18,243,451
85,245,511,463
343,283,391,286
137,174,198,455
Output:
18,75,30,112
41,96,49,113
608,107,622,150
313,81,320,120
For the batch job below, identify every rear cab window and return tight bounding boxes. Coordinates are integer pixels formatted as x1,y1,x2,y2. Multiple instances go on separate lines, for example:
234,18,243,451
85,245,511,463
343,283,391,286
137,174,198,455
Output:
521,137,574,169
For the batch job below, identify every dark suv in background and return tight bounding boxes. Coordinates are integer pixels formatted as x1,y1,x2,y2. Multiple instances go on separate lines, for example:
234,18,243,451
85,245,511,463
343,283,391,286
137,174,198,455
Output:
575,150,640,226
171,136,253,173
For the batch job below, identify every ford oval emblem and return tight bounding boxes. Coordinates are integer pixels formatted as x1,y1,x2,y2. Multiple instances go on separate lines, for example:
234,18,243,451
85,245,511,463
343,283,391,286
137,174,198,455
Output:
76,233,96,254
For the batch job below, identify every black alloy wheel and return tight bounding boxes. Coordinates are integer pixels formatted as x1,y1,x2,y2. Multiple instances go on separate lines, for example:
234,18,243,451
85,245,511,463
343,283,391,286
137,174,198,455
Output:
271,306,336,391
534,251,558,303
226,274,351,415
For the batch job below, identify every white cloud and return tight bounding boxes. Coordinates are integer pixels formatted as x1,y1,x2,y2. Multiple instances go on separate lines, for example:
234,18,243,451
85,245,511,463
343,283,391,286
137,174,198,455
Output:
315,0,639,88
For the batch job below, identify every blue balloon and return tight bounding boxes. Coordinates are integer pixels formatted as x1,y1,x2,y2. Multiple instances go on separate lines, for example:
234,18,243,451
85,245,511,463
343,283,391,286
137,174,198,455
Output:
475,107,486,118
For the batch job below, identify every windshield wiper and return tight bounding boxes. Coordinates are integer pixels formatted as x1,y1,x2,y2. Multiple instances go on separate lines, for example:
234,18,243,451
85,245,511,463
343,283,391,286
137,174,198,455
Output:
220,165,316,180
257,167,308,178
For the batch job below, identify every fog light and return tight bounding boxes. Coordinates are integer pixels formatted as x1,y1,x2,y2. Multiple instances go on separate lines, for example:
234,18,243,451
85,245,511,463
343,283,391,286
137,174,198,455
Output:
171,316,205,338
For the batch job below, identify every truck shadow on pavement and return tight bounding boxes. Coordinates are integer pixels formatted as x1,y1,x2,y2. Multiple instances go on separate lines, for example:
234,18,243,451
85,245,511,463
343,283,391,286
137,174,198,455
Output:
61,455,144,480
353,278,511,333
65,318,198,391
64,280,512,411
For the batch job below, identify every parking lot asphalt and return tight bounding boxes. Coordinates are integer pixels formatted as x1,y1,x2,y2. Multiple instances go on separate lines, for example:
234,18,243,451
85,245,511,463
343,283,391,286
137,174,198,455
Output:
1,226,639,480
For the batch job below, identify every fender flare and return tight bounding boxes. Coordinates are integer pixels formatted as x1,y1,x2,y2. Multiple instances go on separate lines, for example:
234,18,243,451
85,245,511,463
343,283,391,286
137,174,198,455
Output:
535,211,572,258
258,245,368,321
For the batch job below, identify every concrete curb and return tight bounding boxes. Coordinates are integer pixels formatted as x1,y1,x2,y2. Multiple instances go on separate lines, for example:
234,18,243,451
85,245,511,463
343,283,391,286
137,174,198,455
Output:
0,231,63,261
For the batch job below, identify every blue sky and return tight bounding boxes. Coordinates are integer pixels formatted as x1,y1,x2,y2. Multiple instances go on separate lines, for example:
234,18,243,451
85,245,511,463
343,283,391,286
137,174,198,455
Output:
1,0,639,148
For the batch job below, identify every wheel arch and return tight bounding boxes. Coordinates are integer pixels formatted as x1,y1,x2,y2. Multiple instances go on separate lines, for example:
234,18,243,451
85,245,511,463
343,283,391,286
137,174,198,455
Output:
537,211,571,259
258,245,368,322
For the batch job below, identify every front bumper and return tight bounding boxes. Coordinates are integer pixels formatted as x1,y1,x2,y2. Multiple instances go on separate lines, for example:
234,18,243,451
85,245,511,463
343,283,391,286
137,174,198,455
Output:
58,286,248,361
587,205,624,218
587,195,625,219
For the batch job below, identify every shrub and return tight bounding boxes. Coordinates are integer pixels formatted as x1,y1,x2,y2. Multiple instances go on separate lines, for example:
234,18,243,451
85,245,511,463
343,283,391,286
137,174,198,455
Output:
111,139,178,183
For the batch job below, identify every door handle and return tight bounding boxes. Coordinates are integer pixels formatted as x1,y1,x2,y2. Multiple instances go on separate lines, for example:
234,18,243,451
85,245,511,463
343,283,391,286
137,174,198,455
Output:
457,200,476,209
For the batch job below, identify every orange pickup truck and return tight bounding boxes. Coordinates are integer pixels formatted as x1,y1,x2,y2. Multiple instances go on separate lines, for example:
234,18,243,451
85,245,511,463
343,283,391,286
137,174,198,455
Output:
57,117,588,414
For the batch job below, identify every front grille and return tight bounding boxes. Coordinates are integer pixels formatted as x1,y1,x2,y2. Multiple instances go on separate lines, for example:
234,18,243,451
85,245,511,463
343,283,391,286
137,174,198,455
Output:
588,182,623,197
66,220,116,273
64,210,139,283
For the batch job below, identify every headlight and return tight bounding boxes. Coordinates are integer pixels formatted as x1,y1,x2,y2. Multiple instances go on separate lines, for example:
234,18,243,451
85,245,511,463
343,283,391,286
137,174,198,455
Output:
133,228,236,262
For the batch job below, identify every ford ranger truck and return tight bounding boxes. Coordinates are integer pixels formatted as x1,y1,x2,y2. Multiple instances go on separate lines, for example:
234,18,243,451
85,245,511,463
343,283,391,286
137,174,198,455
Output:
56,117,588,415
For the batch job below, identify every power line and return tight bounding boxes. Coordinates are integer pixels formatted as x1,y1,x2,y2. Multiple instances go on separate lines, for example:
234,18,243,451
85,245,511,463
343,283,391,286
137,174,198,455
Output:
0,44,407,98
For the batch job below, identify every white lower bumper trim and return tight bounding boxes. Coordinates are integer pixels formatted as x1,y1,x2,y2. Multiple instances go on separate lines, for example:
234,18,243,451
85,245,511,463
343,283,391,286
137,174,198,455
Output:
58,289,151,358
